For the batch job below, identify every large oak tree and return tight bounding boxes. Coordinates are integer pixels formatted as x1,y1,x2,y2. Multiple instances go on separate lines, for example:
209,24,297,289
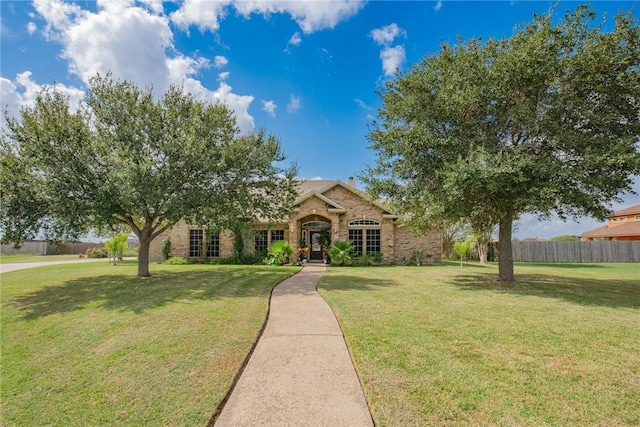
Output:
363,5,640,281
1,74,297,277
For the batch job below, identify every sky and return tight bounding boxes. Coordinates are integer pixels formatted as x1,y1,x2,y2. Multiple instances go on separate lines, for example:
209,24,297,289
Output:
1,0,639,239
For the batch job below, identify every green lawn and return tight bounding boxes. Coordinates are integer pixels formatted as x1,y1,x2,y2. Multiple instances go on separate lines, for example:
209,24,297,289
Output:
0,254,83,264
318,262,640,426
1,262,298,426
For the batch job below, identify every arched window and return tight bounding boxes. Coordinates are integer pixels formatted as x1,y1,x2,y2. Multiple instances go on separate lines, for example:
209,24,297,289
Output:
302,221,331,228
348,219,381,227
348,219,381,256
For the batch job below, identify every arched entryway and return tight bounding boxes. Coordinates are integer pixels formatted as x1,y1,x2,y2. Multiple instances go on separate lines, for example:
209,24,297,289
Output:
300,216,331,261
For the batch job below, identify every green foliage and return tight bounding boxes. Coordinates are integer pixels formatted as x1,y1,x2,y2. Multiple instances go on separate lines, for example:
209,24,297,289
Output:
452,239,474,261
550,235,580,242
362,5,640,281
86,247,108,258
264,240,294,266
1,73,297,278
329,240,354,267
160,238,172,261
163,256,191,265
104,233,129,265
411,250,425,265
372,252,384,264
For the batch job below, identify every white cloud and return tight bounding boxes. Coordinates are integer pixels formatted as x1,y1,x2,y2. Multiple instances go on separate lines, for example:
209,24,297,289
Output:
370,23,407,77
234,1,364,34
286,31,302,51
26,22,37,34
1,71,85,129
380,45,406,77
170,0,232,33
262,100,277,118
214,55,228,68
369,23,405,46
218,71,230,81
287,94,301,113
434,1,443,12
354,98,372,110
30,0,256,133
172,0,364,35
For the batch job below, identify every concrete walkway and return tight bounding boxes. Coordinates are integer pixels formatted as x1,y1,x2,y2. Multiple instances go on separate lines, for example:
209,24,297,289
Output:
214,264,374,426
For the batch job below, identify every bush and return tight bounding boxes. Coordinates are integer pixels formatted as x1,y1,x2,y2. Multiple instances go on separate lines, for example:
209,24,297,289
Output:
329,240,354,266
264,241,294,266
161,238,172,261
163,257,191,265
86,247,108,258
122,248,138,257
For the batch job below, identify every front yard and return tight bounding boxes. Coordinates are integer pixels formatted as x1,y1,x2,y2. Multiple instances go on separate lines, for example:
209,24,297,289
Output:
318,262,640,426
3,261,638,426
1,262,297,426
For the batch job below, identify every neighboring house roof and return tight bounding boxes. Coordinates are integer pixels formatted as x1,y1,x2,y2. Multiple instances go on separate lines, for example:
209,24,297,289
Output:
580,221,640,239
613,203,640,217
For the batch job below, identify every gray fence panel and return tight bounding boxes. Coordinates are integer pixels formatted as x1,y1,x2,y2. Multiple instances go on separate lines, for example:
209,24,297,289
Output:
511,241,640,263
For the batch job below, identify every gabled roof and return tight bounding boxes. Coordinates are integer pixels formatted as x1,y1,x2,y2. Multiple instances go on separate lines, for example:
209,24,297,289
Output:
580,221,640,238
612,204,640,217
293,190,346,213
294,179,397,218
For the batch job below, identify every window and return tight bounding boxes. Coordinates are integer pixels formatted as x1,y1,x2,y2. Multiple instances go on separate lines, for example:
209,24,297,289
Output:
349,219,381,227
255,230,268,252
366,229,381,254
349,229,363,256
206,233,220,258
271,230,284,243
189,229,203,257
302,221,331,228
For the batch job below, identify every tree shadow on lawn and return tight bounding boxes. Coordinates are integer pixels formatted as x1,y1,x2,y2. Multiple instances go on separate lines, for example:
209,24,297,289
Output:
9,269,277,320
319,273,396,293
450,272,640,309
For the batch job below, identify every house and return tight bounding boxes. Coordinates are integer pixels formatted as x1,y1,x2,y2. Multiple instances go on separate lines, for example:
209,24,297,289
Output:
580,204,640,241
149,177,441,264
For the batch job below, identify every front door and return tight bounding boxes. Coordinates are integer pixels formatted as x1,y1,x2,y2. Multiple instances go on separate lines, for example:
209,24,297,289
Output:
310,232,323,260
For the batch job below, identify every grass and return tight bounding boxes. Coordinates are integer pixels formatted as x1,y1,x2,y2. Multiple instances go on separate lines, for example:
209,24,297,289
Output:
1,261,299,426
318,262,640,426
0,254,83,264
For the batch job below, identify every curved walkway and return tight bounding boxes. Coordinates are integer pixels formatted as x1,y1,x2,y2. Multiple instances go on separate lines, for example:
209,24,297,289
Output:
214,264,374,426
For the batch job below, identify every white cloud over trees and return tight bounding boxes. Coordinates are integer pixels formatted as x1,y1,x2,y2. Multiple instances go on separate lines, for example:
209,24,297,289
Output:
370,22,407,77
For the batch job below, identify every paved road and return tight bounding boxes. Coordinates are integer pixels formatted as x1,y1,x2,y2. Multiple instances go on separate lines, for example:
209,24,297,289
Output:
214,264,374,426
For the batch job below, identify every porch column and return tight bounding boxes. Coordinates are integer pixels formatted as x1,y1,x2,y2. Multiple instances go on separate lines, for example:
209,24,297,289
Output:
289,219,298,250
331,215,341,242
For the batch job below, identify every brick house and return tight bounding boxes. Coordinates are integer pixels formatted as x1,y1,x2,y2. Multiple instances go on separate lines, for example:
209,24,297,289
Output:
580,204,640,241
149,177,441,264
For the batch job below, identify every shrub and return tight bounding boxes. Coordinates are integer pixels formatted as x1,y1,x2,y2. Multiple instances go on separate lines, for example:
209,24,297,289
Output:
161,238,172,261
329,240,353,266
265,241,294,266
86,247,108,258
163,256,191,265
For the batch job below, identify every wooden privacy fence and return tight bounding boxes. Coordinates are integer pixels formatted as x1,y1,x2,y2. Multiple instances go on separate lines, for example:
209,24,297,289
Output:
1,241,104,256
511,241,640,263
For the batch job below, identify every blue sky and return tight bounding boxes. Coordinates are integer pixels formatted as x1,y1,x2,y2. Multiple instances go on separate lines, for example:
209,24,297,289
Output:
1,0,639,239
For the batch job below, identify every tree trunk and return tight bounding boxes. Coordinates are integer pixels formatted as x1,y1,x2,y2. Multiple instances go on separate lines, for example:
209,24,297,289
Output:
477,240,488,264
498,216,516,282
137,235,151,278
